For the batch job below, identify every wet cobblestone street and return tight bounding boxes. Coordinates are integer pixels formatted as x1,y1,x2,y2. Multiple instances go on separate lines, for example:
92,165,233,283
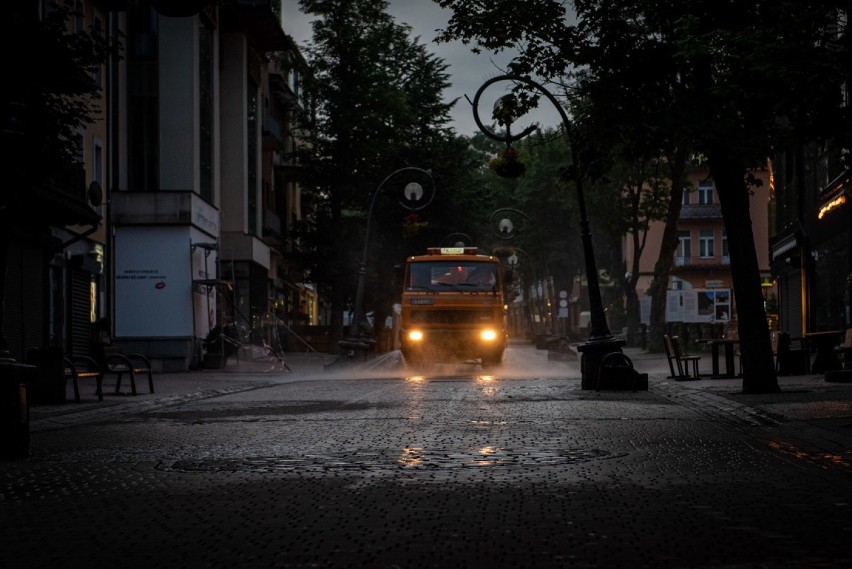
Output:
2,345,851,568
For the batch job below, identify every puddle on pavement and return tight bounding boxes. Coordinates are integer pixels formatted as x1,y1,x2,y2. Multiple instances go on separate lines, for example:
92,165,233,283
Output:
158,447,621,474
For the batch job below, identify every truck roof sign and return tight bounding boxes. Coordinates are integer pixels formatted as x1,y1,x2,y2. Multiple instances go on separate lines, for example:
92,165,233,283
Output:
427,247,479,255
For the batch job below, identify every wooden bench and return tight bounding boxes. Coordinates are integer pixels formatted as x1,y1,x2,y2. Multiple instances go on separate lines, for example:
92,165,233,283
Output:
664,334,701,380
64,356,104,403
101,347,155,395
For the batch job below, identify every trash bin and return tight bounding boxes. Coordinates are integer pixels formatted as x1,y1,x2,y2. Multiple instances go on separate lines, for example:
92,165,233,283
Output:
0,361,34,459
26,347,66,404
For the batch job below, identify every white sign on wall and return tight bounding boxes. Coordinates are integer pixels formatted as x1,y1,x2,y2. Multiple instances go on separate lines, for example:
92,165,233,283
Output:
114,226,192,337
666,289,731,323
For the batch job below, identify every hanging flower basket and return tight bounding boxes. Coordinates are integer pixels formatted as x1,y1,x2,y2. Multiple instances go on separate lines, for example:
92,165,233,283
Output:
402,213,428,237
488,147,526,178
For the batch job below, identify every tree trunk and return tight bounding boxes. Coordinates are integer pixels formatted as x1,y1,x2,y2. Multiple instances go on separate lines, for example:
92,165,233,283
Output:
709,152,780,394
625,214,643,346
624,278,640,346
327,191,346,354
648,146,688,353
0,218,8,358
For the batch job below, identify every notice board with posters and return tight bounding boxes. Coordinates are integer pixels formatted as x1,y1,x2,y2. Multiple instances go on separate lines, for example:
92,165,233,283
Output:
114,226,192,337
666,289,731,323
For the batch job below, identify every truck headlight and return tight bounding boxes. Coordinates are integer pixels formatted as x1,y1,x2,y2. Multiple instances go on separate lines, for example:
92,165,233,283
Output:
408,330,424,342
480,329,497,341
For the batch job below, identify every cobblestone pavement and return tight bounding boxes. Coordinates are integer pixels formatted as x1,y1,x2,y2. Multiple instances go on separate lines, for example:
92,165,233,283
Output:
2,343,851,568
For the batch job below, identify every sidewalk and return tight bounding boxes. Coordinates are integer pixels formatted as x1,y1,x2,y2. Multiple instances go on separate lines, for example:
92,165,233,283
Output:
27,350,338,427
26,343,852,433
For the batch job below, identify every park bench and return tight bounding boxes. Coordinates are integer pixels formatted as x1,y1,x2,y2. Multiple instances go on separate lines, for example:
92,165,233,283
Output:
64,356,104,403
63,348,154,401
100,346,155,395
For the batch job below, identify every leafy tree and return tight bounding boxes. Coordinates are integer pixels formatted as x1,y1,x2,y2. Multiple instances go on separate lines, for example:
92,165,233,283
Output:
294,0,476,350
1,3,115,355
437,0,851,393
585,153,671,346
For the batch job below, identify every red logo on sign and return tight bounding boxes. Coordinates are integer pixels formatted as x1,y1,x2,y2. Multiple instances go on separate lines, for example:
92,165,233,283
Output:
155,282,166,289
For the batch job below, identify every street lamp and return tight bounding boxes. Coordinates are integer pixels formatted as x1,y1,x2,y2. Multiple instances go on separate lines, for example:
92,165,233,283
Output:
347,167,435,349
440,232,473,248
502,246,542,338
489,207,557,335
472,75,635,389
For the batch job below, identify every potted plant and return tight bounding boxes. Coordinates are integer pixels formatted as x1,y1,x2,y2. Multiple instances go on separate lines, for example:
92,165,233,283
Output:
488,147,526,178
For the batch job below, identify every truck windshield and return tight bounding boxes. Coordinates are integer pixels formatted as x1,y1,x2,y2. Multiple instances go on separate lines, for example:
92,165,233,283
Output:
407,261,498,292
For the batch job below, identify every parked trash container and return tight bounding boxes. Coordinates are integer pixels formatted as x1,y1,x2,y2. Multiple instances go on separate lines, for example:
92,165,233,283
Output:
1,362,34,459
26,347,66,404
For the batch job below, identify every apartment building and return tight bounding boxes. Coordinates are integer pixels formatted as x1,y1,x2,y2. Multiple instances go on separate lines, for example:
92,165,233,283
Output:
625,167,773,329
2,0,311,371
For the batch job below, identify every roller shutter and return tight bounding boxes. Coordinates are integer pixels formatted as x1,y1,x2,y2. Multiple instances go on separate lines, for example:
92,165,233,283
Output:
69,270,93,357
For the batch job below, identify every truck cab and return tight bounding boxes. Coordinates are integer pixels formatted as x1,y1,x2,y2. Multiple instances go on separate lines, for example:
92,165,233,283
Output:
400,247,507,368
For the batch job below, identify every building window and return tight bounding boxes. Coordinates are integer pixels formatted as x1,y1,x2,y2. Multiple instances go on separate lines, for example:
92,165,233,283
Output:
699,229,714,258
698,180,713,205
682,190,690,205
247,80,258,235
93,140,103,186
73,0,85,33
676,230,691,265
128,3,159,191
199,20,214,202
92,13,104,88
73,131,84,165
721,230,729,264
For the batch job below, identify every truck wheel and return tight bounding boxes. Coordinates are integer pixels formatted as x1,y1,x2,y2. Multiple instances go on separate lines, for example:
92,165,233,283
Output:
404,354,429,371
481,352,504,370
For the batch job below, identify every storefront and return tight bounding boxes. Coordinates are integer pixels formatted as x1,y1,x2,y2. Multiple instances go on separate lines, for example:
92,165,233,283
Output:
808,171,851,331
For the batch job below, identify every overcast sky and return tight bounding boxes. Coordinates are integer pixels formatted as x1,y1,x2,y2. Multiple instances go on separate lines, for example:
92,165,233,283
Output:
281,0,561,136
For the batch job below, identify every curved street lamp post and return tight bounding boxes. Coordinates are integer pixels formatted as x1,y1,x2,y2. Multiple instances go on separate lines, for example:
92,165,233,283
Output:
345,167,435,352
473,75,643,389
440,232,474,248
503,246,542,339
490,208,557,336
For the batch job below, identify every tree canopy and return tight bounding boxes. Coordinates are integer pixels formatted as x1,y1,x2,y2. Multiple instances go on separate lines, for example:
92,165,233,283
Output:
436,0,852,393
294,0,492,347
2,3,114,197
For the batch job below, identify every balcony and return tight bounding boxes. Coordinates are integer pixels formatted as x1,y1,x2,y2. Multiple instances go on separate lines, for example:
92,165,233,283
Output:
269,72,302,110
673,255,731,271
222,0,291,53
262,207,283,245
262,108,283,145
680,203,723,219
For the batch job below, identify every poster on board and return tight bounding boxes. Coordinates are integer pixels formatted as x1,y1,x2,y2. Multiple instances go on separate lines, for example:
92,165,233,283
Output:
666,289,731,323
114,226,192,337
